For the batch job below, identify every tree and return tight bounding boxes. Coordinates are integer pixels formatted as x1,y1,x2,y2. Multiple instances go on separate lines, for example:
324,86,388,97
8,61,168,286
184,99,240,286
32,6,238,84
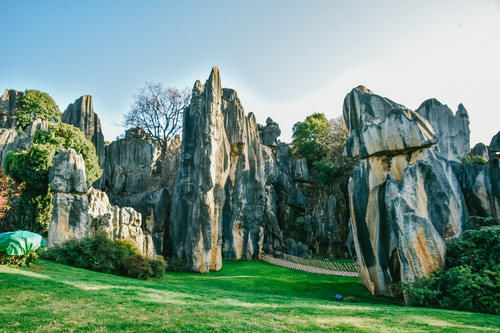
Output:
124,83,190,156
291,113,353,185
4,123,102,235
16,90,61,130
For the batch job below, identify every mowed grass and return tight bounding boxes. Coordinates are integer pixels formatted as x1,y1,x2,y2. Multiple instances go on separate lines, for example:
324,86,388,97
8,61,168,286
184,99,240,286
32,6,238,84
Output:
0,260,499,332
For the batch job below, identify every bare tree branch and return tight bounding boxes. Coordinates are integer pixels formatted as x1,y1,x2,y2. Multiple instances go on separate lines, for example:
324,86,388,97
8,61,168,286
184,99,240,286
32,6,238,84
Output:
125,82,190,156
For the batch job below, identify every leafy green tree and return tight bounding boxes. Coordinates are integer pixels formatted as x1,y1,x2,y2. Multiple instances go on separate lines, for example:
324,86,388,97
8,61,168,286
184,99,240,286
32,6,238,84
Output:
291,114,353,185
16,90,61,130
4,123,102,235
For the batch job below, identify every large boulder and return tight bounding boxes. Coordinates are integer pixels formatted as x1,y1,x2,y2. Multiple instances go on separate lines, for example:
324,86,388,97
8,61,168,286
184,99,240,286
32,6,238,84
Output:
489,131,500,159
416,99,470,161
471,143,489,161
62,95,105,165
345,87,469,296
259,117,281,146
170,67,231,272
49,149,87,194
343,86,436,159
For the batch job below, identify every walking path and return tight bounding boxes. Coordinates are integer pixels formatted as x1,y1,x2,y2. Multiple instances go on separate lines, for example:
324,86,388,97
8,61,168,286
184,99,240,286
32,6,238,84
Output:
261,255,359,277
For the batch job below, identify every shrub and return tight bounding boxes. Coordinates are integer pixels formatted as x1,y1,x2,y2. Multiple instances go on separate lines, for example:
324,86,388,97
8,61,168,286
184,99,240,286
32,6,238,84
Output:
460,154,488,165
403,226,500,314
43,234,167,279
0,247,44,267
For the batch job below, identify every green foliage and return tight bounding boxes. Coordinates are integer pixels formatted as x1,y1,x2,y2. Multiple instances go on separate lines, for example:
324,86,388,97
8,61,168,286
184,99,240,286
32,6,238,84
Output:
3,123,102,235
43,233,167,279
0,247,44,267
403,226,500,314
470,215,500,227
460,154,488,165
16,89,61,130
288,217,306,243
291,115,353,185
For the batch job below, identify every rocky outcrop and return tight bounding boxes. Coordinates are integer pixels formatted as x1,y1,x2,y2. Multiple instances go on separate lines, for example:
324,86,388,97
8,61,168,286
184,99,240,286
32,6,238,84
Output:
62,95,105,165
489,131,500,159
0,119,50,165
0,89,22,129
345,87,469,296
416,99,470,161
88,188,155,257
471,143,489,161
47,149,155,256
170,67,231,272
100,127,172,255
259,117,281,146
48,149,90,248
344,86,436,159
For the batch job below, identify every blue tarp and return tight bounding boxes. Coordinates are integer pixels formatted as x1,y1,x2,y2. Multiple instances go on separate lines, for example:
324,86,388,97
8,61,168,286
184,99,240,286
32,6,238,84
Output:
0,230,46,256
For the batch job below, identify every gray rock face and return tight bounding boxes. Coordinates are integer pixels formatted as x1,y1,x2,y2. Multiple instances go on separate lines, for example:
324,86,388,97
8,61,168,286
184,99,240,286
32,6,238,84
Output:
471,143,489,160
88,188,155,257
416,99,470,161
221,88,266,260
48,149,90,248
489,131,500,158
0,119,50,166
62,95,105,165
49,149,88,194
343,86,436,159
451,159,500,218
259,117,281,146
170,67,231,272
0,89,22,129
345,88,469,296
101,127,173,255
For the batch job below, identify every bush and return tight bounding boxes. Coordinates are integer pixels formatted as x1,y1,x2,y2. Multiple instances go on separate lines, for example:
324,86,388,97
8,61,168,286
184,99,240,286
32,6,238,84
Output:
0,247,44,267
403,226,500,314
460,154,488,165
43,233,167,279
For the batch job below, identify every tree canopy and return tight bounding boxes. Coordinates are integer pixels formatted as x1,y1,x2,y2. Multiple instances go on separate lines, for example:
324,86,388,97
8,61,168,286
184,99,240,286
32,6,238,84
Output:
124,83,190,155
16,90,61,130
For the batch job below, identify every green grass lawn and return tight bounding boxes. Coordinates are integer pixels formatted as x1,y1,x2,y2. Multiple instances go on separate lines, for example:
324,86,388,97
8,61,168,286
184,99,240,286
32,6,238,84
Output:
1,260,499,332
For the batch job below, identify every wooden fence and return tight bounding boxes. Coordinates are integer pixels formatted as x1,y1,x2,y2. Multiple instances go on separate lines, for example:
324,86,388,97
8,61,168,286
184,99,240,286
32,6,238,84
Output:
262,254,359,277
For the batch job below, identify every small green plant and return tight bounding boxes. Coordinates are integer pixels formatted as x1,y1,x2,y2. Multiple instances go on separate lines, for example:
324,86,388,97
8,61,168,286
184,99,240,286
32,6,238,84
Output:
460,154,488,165
0,247,44,267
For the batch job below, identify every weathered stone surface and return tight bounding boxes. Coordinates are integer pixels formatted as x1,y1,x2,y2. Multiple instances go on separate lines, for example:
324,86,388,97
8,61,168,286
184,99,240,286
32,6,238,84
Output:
49,149,87,194
416,99,470,161
62,95,105,165
451,159,500,218
221,88,266,260
0,89,22,129
489,131,500,158
48,193,90,248
88,188,155,257
170,67,231,272
292,158,309,182
345,88,470,296
100,127,173,255
471,143,489,160
259,117,281,146
343,86,436,158
0,119,50,166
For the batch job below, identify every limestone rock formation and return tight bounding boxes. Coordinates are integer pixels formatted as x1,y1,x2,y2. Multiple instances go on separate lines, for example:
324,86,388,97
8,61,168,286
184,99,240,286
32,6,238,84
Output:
101,127,172,255
48,149,90,248
259,117,281,146
471,143,489,161
416,99,470,161
49,149,88,193
489,131,500,159
345,87,469,296
170,67,231,272
0,119,50,165
0,89,22,129
62,95,105,164
343,86,436,159
88,188,155,257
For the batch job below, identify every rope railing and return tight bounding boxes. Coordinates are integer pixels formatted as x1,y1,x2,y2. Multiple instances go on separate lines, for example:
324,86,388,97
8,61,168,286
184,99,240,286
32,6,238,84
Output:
261,254,359,277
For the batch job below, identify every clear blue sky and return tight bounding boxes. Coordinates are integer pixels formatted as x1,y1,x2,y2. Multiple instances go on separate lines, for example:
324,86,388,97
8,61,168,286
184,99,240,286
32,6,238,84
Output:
1,0,499,145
